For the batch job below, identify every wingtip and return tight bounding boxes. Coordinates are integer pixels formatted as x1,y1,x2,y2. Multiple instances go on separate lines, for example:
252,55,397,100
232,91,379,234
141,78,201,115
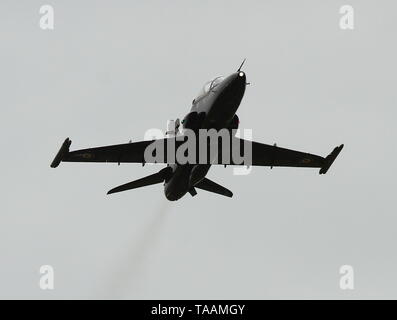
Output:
319,144,344,175
50,137,72,168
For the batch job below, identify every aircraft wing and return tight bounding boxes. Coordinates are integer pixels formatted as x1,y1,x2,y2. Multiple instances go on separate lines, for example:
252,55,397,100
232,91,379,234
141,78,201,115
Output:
221,138,344,175
51,137,343,174
50,137,184,167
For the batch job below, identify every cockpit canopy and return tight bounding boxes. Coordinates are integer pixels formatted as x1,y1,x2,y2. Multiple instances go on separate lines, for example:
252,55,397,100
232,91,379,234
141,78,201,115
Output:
196,76,225,98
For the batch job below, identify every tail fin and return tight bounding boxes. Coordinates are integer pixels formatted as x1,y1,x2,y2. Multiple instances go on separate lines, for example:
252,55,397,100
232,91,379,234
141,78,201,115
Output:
195,178,233,198
107,167,171,195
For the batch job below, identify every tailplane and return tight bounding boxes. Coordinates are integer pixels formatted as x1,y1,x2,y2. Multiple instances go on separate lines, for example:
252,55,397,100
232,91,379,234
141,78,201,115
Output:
107,167,171,195
195,178,233,198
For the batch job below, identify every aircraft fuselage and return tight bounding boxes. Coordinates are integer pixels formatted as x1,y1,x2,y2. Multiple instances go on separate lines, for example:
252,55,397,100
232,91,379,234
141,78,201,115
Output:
164,71,246,201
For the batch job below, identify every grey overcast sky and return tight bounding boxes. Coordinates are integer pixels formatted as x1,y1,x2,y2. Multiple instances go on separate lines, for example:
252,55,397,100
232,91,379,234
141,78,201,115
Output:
1,0,396,299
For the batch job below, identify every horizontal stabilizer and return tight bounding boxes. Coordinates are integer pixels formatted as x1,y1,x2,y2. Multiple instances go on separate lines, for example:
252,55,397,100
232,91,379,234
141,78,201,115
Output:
195,178,233,198
319,144,344,174
107,167,171,195
50,138,71,168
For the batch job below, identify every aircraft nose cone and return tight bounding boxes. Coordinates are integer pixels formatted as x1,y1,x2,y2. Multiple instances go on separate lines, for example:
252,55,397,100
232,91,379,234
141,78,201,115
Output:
231,71,246,90
237,71,246,80
229,71,246,96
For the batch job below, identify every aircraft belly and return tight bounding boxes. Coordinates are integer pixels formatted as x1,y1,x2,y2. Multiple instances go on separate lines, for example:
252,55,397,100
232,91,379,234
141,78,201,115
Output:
164,164,192,201
189,164,211,186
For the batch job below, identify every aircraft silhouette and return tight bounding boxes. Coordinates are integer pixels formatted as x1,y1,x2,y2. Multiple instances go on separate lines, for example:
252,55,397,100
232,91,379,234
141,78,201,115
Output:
51,61,343,201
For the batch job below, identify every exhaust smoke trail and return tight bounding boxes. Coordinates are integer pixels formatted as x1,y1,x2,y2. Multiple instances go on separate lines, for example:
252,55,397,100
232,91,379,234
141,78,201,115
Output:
103,199,171,299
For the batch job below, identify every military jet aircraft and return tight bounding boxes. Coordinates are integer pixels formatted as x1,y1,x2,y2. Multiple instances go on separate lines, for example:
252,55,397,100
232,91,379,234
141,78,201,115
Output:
51,61,343,201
